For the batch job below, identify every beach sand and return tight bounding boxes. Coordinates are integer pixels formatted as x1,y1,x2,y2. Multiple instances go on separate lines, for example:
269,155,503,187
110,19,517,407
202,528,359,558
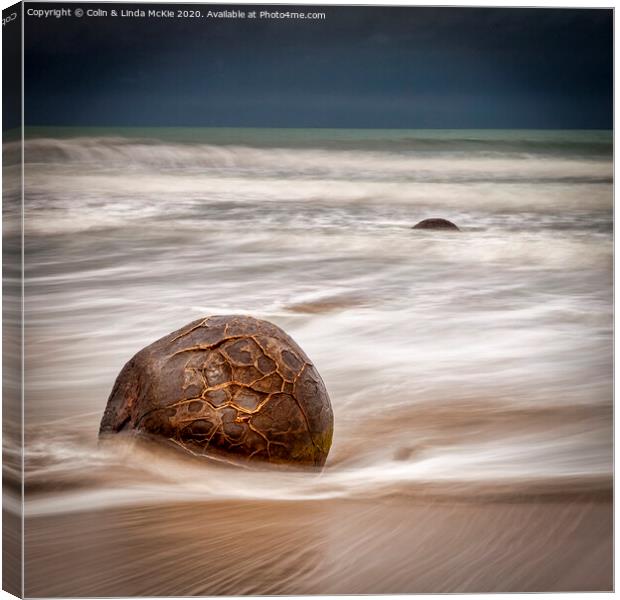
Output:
25,492,612,596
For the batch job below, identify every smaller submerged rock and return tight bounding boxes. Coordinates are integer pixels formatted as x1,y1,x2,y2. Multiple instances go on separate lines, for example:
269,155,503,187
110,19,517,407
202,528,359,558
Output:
413,218,460,231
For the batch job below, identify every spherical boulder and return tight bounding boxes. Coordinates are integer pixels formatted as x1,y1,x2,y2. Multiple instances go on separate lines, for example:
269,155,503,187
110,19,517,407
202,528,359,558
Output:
412,218,460,231
99,315,334,468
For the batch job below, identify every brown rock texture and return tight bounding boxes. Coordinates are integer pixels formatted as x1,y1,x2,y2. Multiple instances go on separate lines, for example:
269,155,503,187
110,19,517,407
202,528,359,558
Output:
99,315,334,468
412,218,460,231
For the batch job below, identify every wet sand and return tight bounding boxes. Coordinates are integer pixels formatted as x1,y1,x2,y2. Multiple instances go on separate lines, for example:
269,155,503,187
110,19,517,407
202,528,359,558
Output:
25,493,612,596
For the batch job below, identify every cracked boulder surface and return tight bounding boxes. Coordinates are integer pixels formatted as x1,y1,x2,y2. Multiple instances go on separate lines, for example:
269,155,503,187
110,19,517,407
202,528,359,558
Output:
412,218,460,231
99,315,334,468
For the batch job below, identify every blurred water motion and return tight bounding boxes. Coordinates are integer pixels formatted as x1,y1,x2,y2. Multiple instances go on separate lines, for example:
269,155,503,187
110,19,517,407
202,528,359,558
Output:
11,128,612,594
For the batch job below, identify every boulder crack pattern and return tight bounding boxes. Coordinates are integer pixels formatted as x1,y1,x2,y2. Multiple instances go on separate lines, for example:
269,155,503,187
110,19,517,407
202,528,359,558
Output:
99,315,334,467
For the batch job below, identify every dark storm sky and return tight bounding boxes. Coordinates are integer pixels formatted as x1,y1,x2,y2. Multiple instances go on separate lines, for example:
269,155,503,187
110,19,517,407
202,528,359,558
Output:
23,4,613,128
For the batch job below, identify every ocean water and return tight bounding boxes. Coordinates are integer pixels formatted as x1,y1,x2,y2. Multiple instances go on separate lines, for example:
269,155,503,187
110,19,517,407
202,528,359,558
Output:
6,128,613,593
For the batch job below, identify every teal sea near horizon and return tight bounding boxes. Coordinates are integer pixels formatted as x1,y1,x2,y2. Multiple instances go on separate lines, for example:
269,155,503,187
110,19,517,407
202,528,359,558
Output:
3,126,612,594
23,125,614,152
